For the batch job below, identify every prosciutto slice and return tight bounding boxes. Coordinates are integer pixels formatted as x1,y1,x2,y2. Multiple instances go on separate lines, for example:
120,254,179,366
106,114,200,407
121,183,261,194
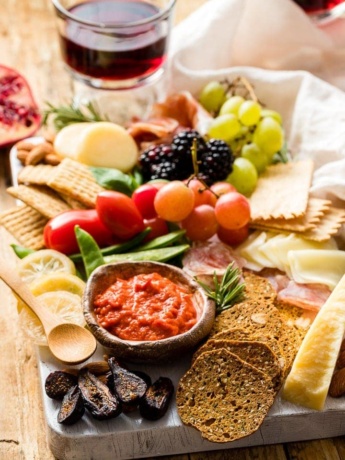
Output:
149,91,212,132
182,240,245,286
259,268,331,312
127,117,179,146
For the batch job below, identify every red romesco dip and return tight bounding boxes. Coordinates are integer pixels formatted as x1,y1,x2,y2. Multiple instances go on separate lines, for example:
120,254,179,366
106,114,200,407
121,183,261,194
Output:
93,272,197,341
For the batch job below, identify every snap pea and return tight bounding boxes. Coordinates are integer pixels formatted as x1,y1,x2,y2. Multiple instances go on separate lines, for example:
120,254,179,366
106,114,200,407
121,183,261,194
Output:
75,226,105,278
104,244,190,264
70,227,151,263
133,230,186,252
10,244,35,259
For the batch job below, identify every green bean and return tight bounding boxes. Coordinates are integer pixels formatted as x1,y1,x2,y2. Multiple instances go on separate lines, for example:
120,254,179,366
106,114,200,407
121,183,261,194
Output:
10,244,35,259
70,227,151,263
133,230,186,252
75,226,105,278
104,245,190,264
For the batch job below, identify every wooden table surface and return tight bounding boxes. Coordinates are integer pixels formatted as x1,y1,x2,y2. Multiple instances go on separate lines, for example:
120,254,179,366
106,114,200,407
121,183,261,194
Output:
1,1,345,459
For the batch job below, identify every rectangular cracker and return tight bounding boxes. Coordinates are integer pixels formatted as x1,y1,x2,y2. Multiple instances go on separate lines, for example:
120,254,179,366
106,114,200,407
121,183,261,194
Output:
7,184,71,219
47,158,104,208
17,164,56,186
251,198,331,233
249,160,314,221
0,205,47,250
302,206,345,242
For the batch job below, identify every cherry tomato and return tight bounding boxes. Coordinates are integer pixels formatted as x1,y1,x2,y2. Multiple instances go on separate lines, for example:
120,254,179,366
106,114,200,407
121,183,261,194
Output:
96,190,145,240
217,224,249,247
43,209,115,255
143,217,169,241
132,184,158,219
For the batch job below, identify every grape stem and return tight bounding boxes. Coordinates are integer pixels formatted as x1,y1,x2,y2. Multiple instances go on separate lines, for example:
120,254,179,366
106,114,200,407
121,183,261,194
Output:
221,76,260,104
186,138,219,199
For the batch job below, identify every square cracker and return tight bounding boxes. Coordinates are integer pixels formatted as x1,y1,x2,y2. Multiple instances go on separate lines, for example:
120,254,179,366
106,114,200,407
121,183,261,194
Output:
17,164,56,186
0,204,47,250
7,184,71,219
249,160,314,221
47,158,104,208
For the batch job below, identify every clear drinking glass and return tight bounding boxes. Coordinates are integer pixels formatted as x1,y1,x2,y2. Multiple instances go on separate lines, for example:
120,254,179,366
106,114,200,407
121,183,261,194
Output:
293,0,345,23
51,0,176,90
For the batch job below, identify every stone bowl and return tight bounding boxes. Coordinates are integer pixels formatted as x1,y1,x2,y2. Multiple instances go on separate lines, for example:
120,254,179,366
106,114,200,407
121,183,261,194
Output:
83,261,215,363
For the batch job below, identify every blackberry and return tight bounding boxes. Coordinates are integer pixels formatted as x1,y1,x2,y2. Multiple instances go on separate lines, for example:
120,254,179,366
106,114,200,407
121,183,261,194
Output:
171,128,207,175
139,144,188,182
199,139,234,185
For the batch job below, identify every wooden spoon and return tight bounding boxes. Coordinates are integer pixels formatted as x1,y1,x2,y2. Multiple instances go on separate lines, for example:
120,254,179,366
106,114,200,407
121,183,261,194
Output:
0,268,97,365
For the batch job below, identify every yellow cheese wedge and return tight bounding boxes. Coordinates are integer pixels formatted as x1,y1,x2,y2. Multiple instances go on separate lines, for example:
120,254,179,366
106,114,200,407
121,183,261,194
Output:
75,121,138,172
54,122,94,159
282,274,345,410
288,249,345,290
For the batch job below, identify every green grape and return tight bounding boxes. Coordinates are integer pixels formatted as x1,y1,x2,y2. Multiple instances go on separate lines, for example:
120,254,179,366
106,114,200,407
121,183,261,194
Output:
261,108,282,125
208,114,241,142
226,157,258,196
238,100,262,126
253,117,284,158
219,96,245,116
241,142,268,174
199,81,226,113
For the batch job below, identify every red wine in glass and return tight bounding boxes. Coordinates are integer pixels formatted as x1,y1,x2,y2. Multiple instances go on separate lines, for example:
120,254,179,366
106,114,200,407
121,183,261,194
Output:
293,0,345,13
58,0,169,82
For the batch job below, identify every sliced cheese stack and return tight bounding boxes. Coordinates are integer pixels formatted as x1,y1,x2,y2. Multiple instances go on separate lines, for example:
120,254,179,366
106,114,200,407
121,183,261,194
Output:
282,274,345,410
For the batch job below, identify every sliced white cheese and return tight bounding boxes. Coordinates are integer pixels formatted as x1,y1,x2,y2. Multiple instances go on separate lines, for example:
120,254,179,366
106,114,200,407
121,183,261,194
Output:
236,231,270,271
288,249,345,290
282,274,345,410
75,122,138,172
54,122,94,160
260,233,336,276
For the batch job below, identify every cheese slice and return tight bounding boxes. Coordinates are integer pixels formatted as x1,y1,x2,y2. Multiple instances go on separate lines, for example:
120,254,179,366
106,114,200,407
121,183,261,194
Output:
282,274,345,410
288,249,345,290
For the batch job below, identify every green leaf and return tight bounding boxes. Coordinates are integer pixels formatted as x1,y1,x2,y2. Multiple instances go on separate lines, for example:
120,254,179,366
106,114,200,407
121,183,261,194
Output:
89,167,136,196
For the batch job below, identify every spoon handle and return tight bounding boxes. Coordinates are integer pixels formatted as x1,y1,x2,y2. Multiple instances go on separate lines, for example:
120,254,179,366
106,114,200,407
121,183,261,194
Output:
0,266,61,334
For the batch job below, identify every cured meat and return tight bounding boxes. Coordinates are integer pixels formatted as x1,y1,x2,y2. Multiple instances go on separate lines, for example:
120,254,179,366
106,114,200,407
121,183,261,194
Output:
182,240,245,286
127,117,179,146
149,91,212,132
259,268,331,312
277,280,331,312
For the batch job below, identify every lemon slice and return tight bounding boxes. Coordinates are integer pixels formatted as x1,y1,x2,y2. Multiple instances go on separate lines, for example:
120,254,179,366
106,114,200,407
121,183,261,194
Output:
19,291,85,346
18,249,76,284
17,273,86,313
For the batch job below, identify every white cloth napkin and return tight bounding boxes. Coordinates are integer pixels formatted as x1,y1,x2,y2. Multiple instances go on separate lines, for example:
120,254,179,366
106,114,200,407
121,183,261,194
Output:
167,0,345,209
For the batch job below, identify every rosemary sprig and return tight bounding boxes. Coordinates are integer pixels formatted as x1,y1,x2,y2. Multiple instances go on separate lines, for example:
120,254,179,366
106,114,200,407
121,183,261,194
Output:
42,101,109,131
197,262,245,314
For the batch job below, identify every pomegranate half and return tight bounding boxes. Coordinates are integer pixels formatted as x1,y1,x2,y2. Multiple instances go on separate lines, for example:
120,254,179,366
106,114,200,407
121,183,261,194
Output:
0,65,41,148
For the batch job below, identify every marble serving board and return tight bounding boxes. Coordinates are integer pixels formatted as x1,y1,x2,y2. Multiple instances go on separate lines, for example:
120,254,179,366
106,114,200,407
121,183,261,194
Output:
38,346,345,460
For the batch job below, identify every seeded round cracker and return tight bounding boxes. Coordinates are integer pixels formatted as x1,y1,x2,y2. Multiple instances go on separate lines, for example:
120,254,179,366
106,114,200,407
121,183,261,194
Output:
210,301,283,340
177,349,276,443
193,339,282,387
243,270,277,303
210,328,286,374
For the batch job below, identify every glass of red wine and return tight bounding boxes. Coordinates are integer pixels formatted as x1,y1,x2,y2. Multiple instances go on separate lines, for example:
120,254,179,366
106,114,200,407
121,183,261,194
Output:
51,0,176,90
293,0,345,23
